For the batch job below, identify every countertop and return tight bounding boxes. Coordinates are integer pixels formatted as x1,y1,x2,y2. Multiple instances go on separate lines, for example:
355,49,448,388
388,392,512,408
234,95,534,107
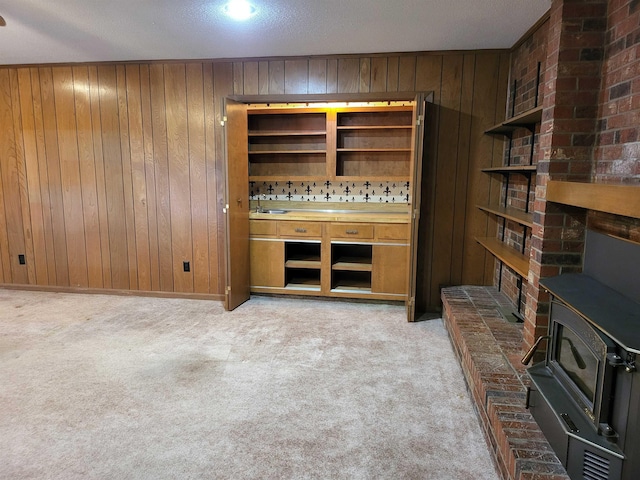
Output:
248,201,411,223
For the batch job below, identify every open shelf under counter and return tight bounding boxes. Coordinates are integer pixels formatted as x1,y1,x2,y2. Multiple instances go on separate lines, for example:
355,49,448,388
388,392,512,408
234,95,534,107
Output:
477,204,534,228
332,257,373,272
485,105,544,135
285,259,321,269
475,236,530,278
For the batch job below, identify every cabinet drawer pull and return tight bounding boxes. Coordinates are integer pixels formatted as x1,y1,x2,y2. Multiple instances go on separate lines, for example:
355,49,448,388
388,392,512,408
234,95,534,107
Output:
295,228,307,233
346,230,359,235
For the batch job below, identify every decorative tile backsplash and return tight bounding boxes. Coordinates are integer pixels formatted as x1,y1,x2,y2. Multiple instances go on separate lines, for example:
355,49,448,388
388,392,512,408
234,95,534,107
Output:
250,180,411,204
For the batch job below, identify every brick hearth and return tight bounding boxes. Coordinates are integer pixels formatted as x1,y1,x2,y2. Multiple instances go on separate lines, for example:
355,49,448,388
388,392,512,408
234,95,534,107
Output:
441,286,570,480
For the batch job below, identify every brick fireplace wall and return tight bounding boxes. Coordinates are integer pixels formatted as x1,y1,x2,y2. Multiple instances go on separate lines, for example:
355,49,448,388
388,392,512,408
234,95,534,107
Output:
446,2,640,479
584,0,640,246
524,0,609,354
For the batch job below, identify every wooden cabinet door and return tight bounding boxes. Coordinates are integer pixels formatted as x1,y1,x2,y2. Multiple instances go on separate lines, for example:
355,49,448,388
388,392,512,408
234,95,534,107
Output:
407,93,428,321
372,245,408,295
224,98,250,310
250,239,285,287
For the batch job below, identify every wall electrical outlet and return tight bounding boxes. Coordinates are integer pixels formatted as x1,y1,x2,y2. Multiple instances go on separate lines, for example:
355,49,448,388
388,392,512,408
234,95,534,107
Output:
18,254,25,265
183,261,190,272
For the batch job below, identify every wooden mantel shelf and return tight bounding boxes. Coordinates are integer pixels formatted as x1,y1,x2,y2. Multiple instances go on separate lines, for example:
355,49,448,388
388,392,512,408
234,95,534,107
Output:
547,181,640,219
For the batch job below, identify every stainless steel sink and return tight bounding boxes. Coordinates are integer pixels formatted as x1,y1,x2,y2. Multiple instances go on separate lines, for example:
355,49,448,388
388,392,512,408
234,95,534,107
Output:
264,209,288,214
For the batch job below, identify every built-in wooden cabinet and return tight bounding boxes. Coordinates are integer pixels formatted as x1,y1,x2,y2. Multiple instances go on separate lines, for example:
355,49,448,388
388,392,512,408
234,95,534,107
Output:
247,104,414,182
224,94,428,320
335,108,413,180
249,219,409,301
248,110,328,180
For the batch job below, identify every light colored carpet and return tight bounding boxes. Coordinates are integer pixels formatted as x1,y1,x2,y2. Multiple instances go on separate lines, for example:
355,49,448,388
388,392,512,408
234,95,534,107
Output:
0,289,499,480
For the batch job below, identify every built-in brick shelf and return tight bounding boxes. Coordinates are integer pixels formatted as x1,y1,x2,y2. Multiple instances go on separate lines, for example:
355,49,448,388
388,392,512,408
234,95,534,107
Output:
441,286,570,480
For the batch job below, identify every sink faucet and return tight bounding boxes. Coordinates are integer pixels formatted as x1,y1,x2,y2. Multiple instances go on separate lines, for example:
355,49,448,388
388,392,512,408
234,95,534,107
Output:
256,193,266,213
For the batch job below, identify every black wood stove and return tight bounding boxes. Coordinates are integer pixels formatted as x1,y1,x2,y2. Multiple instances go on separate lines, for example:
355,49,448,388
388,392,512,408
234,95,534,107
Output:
524,230,640,480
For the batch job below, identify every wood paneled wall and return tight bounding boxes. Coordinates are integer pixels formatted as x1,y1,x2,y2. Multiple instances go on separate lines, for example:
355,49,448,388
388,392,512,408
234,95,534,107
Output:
0,52,508,309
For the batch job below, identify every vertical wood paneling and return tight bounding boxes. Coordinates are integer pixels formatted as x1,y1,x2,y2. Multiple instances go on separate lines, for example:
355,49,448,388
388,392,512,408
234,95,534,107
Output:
308,59,327,94
0,165,8,282
387,57,399,92
258,61,269,95
450,54,476,285
39,67,70,286
203,63,220,294
165,64,193,293
430,55,464,300
0,51,509,309
9,70,34,284
52,66,88,287
0,169,8,282
326,59,338,94
17,68,48,285
116,65,138,290
359,58,371,92
28,68,57,285
464,53,507,285
73,66,103,288
98,65,129,290
186,63,209,294
0,69,15,283
268,61,284,94
149,64,173,292
284,59,308,94
243,61,259,95
233,62,243,95
124,64,151,291
398,56,417,91
88,66,112,289
371,57,387,92
139,64,160,291
337,58,359,93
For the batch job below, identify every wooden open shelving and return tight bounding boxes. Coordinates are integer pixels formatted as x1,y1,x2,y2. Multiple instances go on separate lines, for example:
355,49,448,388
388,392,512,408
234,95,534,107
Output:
485,106,543,135
482,165,537,174
475,237,530,278
478,82,542,314
336,125,411,130
477,204,534,228
248,130,327,136
248,105,414,183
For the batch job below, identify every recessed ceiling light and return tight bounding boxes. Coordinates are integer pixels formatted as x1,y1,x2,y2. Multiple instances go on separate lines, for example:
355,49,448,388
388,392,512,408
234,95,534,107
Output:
223,0,256,21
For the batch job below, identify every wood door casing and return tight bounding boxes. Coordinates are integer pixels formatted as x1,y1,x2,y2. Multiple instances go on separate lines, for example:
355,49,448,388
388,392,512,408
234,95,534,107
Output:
224,99,250,310
407,94,427,321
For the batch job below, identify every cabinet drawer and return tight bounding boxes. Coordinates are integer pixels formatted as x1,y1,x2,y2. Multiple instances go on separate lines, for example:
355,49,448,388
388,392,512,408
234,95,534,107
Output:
278,221,322,237
250,220,277,236
329,223,374,240
375,224,409,241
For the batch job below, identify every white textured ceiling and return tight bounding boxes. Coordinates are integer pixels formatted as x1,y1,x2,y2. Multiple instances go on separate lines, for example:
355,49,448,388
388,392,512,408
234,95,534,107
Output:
0,0,551,66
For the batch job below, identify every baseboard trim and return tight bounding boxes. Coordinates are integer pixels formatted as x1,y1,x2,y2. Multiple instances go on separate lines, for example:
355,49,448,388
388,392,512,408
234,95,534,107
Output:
0,283,225,302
